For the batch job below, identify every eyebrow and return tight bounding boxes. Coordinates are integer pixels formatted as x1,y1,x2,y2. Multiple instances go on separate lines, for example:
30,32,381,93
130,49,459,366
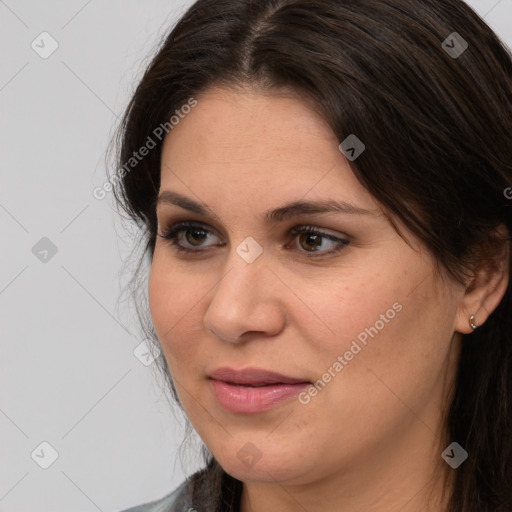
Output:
156,190,379,223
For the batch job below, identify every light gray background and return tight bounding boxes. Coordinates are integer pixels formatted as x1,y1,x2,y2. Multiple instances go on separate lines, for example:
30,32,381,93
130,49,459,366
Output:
0,1,511,511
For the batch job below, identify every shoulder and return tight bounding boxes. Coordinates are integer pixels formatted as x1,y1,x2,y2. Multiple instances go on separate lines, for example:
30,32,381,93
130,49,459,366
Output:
118,480,191,512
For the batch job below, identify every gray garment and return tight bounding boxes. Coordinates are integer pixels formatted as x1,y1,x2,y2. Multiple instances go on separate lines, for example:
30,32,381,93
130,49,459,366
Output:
119,480,191,512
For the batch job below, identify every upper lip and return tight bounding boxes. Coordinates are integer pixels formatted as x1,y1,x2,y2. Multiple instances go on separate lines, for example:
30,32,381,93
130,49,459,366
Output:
209,367,310,386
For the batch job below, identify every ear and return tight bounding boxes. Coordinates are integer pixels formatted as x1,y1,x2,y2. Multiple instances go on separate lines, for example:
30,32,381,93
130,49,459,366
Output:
455,224,510,334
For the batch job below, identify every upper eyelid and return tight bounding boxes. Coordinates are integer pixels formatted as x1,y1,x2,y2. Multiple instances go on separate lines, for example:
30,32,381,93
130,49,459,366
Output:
158,219,220,237
159,220,349,242
159,219,342,233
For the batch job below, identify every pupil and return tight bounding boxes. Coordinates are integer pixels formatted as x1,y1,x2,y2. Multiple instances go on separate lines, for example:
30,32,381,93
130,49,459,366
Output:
302,233,321,251
187,229,206,245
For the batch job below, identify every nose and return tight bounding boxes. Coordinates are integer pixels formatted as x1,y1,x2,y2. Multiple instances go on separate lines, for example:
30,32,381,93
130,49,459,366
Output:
203,249,286,344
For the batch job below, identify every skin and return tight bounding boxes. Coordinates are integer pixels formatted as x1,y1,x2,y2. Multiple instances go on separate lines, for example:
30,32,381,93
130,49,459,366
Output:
148,85,509,512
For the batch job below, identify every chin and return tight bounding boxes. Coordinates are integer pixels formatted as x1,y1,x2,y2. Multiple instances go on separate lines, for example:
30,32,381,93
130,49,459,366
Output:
213,444,316,486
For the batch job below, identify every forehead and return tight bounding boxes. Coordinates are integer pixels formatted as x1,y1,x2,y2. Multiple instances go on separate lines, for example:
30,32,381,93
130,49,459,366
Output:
159,86,374,204
168,87,333,156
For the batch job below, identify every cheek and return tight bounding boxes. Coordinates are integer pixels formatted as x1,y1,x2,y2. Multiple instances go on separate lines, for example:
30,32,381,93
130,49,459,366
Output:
292,267,451,402
332,286,455,419
148,258,208,370
149,252,195,333
283,269,407,363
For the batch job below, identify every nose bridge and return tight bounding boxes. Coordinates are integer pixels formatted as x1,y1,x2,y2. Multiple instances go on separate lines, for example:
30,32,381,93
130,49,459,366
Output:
203,240,284,342
221,250,263,301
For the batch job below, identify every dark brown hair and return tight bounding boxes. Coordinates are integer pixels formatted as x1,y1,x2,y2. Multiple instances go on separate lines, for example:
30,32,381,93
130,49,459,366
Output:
111,1,512,510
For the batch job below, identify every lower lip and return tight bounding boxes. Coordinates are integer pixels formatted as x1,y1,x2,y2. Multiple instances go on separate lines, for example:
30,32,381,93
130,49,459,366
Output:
210,379,310,413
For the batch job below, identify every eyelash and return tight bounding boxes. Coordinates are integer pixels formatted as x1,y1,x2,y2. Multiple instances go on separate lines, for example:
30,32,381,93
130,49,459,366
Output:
157,221,350,257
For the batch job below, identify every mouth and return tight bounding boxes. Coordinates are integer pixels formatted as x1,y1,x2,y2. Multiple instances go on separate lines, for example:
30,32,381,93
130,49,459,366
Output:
208,367,311,414
223,382,274,387
208,367,310,386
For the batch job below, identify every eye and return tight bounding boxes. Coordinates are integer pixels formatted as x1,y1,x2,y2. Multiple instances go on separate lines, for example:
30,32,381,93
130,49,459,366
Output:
158,221,223,254
287,225,349,256
157,221,350,257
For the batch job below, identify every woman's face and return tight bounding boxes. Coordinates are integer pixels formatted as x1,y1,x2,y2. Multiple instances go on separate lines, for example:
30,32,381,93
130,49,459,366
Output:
149,86,466,492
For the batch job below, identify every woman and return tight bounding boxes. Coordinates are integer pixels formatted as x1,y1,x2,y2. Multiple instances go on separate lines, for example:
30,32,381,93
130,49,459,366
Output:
115,0,512,511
